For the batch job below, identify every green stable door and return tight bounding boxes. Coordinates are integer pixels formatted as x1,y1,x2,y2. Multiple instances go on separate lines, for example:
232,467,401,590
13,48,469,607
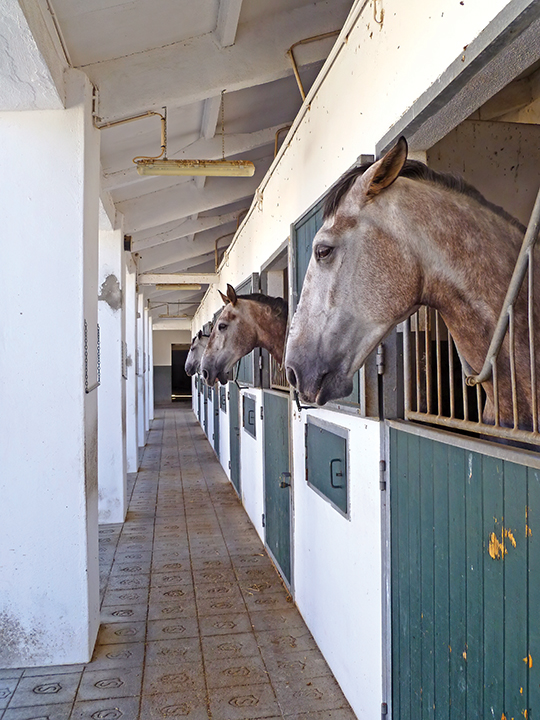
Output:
390,426,540,720
263,390,291,585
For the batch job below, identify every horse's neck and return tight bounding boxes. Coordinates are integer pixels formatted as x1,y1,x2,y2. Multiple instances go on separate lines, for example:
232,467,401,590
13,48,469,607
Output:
251,306,287,365
413,198,525,374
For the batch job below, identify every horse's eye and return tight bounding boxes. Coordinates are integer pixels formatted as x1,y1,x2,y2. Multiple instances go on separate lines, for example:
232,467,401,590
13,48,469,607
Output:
218,323,227,331
315,245,334,260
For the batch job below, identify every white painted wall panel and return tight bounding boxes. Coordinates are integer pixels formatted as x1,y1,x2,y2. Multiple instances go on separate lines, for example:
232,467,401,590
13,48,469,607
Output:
239,389,265,542
292,408,382,719
0,71,100,666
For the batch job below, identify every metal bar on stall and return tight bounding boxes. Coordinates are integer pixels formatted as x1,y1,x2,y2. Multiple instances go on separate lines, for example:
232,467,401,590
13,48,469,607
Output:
467,184,540,388
508,305,519,429
448,334,455,419
529,246,538,433
435,311,442,416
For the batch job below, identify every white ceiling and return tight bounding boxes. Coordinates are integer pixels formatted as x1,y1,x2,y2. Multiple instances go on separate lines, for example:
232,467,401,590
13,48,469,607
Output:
49,0,355,320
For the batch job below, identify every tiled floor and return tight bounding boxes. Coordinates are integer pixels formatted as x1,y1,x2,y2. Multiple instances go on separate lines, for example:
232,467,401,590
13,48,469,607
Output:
0,403,357,719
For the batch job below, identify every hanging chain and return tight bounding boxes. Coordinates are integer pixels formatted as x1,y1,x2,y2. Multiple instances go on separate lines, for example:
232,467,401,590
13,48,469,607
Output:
221,90,225,161
162,106,167,158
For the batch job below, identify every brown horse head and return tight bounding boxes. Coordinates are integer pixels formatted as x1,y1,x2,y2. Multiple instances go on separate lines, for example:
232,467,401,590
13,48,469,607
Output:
200,284,288,385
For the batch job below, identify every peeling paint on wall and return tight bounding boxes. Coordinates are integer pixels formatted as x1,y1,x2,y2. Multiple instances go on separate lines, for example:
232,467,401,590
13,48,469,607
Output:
488,526,517,560
0,611,46,666
98,274,122,312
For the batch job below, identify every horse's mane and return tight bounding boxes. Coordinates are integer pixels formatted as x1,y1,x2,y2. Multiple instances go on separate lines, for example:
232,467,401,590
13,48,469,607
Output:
237,293,288,317
323,159,525,231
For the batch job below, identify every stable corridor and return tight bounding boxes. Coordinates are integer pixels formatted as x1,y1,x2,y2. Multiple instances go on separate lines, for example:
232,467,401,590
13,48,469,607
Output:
0,404,356,720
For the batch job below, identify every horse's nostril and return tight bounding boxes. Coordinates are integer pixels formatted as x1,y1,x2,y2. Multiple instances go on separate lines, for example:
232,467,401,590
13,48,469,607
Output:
286,366,298,389
202,369,208,380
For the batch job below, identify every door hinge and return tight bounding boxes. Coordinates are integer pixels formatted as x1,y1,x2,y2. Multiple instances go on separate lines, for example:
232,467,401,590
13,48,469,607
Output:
376,343,385,375
227,391,230,401
259,355,264,370
381,701,388,716
228,460,231,470
260,406,264,420
262,513,265,528
379,459,387,491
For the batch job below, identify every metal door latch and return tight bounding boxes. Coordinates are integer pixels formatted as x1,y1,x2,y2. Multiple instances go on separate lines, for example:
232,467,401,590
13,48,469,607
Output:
279,472,291,488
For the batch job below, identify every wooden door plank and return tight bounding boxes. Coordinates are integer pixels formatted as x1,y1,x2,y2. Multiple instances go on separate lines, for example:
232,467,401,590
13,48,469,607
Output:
527,467,540,718
419,436,435,720
432,440,450,720
407,432,423,720
482,455,504,715
448,447,467,719
503,460,528,719
465,451,484,719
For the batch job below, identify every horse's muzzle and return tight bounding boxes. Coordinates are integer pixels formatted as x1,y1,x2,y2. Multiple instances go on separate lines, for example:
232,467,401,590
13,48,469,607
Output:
285,360,352,406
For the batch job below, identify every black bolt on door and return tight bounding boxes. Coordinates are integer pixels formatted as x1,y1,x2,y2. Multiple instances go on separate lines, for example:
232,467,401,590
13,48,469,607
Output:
263,390,292,584
228,382,241,495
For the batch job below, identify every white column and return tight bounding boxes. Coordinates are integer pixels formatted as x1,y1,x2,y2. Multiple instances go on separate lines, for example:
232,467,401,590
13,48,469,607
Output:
98,223,127,523
148,316,155,420
136,292,146,449
144,304,150,432
0,70,100,666
124,254,138,472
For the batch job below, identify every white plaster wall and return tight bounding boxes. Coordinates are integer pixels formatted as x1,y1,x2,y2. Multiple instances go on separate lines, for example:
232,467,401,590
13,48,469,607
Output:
153,330,191,366
0,0,65,111
0,71,100,666
124,254,138,472
136,292,146,448
148,315,154,422
291,408,382,719
98,227,127,523
144,306,151,431
239,389,265,542
219,391,231,481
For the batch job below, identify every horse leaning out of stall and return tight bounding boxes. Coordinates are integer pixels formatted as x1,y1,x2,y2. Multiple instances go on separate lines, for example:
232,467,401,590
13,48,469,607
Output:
285,136,540,431
200,284,288,386
185,330,211,376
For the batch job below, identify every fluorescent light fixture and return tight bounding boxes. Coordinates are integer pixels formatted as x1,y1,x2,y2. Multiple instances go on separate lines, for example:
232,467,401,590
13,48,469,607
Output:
155,284,201,291
158,313,188,318
136,159,255,177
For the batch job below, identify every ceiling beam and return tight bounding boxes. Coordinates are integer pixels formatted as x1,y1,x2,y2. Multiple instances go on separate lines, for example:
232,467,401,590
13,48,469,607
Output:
201,95,222,139
138,273,218,285
118,158,270,233
136,224,234,273
132,210,242,251
215,0,244,48
103,125,280,192
87,0,349,121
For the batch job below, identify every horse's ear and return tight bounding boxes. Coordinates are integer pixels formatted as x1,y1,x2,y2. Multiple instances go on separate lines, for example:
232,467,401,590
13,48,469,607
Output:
364,136,408,199
218,289,230,305
226,284,238,306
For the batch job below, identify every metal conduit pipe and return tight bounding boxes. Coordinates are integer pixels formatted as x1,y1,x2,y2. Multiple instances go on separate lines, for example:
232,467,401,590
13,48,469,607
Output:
215,232,236,272
287,31,341,101
275,126,292,157
213,0,371,281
